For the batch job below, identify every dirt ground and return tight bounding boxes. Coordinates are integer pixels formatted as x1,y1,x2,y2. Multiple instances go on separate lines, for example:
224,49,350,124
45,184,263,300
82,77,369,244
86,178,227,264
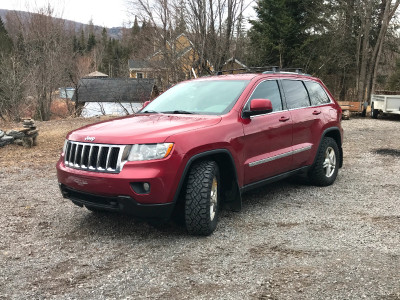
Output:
0,116,114,170
0,115,399,299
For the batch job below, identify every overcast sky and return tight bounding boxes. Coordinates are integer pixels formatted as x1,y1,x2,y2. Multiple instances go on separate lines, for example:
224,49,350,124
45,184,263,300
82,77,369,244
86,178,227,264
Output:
1,0,130,28
1,0,256,28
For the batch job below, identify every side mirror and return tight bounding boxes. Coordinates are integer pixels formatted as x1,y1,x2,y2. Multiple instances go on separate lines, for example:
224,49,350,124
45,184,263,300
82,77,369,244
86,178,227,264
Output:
243,99,273,118
142,100,150,108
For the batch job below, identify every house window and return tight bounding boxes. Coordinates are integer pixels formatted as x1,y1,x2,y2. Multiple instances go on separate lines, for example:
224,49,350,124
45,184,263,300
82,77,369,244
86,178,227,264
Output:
137,72,144,79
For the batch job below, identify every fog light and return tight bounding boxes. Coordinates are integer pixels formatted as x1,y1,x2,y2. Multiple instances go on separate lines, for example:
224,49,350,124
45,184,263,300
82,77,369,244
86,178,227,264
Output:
130,182,151,194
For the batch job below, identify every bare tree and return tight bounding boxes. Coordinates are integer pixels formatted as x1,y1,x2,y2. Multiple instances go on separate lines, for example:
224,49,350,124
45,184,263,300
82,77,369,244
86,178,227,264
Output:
369,0,400,97
354,0,399,102
183,0,248,71
127,0,248,84
27,6,73,120
0,52,27,121
5,5,74,121
68,55,94,116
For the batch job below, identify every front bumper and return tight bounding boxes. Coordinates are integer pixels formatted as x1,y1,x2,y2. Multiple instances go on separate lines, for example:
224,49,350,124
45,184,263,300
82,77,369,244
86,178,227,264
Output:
56,150,185,219
56,151,183,203
59,183,175,219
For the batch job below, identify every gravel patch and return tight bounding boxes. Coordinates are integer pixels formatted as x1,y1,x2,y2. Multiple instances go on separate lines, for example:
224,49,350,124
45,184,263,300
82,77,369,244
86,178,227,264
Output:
1,117,399,299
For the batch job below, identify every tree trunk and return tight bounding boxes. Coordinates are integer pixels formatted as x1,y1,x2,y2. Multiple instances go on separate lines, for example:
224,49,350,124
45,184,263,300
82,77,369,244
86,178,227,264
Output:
369,0,400,100
357,0,372,102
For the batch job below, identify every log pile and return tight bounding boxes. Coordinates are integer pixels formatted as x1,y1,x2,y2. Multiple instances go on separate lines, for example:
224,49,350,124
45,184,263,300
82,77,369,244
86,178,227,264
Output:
0,119,38,148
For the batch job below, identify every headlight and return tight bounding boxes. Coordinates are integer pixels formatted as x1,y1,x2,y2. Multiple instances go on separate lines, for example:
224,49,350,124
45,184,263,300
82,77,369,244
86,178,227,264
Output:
127,143,174,161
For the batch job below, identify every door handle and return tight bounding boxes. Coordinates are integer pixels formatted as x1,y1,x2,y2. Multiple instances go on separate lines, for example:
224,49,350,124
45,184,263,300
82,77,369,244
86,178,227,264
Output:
279,116,290,122
313,110,321,115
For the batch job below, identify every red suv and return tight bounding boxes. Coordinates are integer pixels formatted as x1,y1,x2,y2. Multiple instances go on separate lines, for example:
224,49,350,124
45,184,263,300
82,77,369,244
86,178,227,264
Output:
56,71,343,235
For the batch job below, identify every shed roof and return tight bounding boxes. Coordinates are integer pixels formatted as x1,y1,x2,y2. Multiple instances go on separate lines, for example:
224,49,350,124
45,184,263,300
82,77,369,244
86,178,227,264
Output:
128,59,153,70
73,78,155,103
222,58,249,70
85,71,109,78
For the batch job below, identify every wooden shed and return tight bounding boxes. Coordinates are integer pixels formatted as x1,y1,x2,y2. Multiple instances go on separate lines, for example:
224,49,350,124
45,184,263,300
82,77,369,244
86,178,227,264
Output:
73,78,158,103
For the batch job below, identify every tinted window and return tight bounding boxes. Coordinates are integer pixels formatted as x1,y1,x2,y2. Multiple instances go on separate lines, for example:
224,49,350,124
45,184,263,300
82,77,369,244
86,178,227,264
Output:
282,80,310,109
246,80,283,112
304,81,330,105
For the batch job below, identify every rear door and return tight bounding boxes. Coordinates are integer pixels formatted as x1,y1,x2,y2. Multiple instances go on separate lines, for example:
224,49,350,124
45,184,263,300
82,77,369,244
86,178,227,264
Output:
281,79,331,168
242,80,293,185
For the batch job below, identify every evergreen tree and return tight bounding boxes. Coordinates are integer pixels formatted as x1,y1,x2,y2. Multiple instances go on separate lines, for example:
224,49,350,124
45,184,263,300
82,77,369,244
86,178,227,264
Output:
141,19,147,31
248,0,323,68
78,28,86,54
130,16,141,57
0,17,13,55
132,16,140,36
175,4,186,35
72,35,79,53
87,33,96,52
101,28,108,46
15,32,25,56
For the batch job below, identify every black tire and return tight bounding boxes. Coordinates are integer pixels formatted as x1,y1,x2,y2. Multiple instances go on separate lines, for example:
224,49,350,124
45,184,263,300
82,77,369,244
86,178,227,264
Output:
371,103,378,119
308,137,340,186
184,160,220,236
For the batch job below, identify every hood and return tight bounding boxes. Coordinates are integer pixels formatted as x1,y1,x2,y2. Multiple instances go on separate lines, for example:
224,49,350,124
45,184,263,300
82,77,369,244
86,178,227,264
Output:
67,114,222,144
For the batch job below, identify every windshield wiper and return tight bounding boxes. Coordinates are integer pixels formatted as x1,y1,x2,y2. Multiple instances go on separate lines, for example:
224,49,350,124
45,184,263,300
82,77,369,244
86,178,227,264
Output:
162,110,194,114
140,110,160,114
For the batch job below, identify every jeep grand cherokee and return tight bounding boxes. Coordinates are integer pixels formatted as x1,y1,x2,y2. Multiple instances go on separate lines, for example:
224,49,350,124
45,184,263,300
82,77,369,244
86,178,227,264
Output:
57,71,343,235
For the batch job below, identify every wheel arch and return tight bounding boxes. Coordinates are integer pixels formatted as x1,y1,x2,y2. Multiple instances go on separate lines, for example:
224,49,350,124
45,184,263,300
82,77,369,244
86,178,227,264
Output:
316,127,343,168
173,149,242,212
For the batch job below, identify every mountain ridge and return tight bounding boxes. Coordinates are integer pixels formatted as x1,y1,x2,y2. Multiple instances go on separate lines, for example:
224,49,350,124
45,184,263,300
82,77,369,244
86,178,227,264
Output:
0,9,123,39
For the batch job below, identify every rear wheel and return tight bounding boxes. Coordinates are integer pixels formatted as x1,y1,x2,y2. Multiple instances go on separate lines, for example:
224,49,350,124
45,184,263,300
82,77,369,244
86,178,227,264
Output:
371,103,379,119
308,137,340,186
184,160,220,235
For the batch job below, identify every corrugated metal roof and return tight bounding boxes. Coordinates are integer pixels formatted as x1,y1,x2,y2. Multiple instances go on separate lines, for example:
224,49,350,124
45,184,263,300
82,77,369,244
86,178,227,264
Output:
73,78,155,103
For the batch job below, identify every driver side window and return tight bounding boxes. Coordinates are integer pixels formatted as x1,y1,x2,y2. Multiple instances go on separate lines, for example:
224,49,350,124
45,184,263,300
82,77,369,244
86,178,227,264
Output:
245,80,283,112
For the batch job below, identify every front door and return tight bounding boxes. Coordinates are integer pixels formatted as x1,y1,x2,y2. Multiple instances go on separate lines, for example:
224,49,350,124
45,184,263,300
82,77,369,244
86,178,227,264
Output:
242,80,293,185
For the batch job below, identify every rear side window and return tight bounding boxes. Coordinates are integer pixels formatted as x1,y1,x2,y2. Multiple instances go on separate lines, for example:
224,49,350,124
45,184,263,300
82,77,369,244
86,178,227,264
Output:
305,81,331,106
246,80,283,112
282,80,310,109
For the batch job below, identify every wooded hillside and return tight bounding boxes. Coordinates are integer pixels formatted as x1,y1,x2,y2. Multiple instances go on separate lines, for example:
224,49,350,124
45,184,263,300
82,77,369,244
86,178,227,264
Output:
0,0,399,121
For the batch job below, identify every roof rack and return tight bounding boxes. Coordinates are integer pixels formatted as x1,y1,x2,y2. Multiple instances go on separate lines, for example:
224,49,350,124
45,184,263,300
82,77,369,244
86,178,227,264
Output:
216,66,280,75
280,68,304,74
216,66,308,75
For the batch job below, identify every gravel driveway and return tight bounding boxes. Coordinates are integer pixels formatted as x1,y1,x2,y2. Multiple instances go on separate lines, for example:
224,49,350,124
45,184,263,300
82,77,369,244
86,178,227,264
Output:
1,117,399,299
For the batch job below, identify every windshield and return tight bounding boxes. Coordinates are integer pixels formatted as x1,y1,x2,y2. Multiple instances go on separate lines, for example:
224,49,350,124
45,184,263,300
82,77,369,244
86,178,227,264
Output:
141,80,249,115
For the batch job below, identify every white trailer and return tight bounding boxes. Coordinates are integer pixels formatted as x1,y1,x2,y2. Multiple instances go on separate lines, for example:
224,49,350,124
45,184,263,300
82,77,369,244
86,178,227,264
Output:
370,94,400,118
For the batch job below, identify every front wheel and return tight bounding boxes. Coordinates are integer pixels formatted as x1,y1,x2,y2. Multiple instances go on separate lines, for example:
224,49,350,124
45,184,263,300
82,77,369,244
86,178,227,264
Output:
308,137,340,186
184,160,220,235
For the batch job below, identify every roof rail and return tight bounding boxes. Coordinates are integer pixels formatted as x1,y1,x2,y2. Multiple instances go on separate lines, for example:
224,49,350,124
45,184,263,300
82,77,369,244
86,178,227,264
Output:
280,68,304,74
216,66,280,75
215,66,310,76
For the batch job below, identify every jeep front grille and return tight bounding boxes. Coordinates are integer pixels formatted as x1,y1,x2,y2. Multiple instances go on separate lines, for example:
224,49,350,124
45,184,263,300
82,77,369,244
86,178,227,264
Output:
64,141,129,173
